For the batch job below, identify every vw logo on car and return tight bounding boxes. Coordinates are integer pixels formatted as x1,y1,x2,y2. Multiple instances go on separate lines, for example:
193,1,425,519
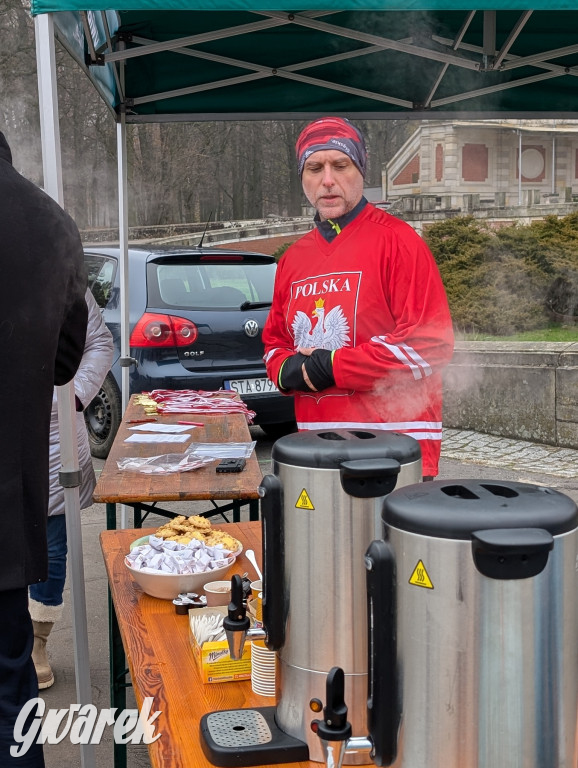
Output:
243,319,259,338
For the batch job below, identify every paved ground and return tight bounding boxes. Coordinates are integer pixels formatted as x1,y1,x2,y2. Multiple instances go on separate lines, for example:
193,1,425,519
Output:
38,427,577,767
442,428,578,481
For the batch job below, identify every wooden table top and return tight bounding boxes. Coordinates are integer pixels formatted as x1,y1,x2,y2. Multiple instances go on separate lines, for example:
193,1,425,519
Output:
101,524,313,768
93,395,263,504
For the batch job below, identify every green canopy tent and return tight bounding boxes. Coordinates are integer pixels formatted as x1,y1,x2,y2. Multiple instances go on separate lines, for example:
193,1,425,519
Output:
28,3,578,767
29,2,578,409
31,3,578,120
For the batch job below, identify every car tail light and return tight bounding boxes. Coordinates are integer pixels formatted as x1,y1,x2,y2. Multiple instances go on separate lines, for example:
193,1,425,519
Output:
130,313,199,348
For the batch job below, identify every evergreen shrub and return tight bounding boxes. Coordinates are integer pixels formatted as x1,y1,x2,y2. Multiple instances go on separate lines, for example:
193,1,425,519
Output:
423,214,578,335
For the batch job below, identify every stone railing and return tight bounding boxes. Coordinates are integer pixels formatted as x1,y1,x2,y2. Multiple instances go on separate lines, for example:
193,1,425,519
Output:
443,341,578,449
393,200,578,235
80,217,312,246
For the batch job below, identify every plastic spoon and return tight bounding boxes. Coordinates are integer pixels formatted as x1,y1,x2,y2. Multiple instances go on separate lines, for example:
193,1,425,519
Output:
245,549,262,581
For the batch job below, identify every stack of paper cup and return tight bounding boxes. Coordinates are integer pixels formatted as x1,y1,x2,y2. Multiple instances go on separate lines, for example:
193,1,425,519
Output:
251,638,276,697
250,590,276,696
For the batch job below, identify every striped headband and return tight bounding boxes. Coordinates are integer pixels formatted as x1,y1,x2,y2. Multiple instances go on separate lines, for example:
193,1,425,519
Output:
296,117,367,177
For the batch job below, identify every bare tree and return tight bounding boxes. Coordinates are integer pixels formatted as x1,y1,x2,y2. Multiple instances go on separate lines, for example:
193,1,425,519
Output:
0,1,414,233
0,0,42,182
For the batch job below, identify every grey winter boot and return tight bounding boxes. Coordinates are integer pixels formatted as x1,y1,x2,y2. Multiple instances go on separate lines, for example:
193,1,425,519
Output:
32,620,55,689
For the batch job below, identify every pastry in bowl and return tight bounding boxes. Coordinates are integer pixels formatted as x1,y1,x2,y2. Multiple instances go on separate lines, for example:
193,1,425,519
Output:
154,515,242,554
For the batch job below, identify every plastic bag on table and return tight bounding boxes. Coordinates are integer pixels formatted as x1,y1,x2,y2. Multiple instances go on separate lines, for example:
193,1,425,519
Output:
117,453,215,474
185,441,256,459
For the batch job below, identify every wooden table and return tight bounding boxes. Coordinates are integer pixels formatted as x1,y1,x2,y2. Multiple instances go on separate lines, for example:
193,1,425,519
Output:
93,395,262,529
101,524,313,768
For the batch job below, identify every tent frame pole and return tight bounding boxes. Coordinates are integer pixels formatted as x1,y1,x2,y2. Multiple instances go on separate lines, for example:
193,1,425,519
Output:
117,47,130,530
34,13,96,768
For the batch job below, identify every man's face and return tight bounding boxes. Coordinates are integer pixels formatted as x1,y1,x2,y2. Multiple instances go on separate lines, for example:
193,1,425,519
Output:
301,150,364,221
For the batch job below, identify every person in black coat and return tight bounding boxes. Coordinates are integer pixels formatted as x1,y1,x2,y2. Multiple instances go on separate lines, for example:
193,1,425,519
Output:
0,130,88,767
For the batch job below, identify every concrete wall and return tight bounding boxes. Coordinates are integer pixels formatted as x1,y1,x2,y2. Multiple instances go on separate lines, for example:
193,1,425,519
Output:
443,342,578,448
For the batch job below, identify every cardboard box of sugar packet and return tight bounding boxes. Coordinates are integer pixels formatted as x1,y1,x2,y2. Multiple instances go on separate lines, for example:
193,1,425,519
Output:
189,606,252,684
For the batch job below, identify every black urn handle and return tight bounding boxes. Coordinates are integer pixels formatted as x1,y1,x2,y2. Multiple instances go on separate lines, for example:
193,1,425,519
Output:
340,458,400,498
472,527,554,579
260,473,286,651
365,538,399,766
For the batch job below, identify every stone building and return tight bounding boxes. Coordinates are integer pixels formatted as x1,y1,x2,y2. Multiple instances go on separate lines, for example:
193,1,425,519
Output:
384,120,578,212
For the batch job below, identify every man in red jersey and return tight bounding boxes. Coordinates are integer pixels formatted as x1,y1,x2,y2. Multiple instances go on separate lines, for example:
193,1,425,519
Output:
262,117,454,478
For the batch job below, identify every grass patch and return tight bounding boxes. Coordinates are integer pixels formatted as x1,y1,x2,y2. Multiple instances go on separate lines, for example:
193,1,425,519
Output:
463,325,577,342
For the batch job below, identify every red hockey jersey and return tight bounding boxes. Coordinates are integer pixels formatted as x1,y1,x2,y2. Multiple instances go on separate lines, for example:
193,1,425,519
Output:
262,203,454,477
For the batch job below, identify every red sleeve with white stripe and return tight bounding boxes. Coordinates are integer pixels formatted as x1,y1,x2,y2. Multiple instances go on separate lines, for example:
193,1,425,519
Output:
332,227,454,391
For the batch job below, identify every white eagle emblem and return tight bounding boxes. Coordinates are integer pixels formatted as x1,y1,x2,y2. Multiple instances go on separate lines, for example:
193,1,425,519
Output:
292,298,350,350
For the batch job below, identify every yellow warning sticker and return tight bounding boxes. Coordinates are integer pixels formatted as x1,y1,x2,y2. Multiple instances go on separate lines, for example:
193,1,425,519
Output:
295,489,315,510
409,560,434,589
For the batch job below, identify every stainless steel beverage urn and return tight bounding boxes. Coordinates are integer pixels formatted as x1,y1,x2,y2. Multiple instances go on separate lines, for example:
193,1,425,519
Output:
313,479,578,768
261,428,422,764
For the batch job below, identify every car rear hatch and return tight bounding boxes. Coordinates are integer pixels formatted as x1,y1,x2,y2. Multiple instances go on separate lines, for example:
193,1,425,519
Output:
143,250,277,390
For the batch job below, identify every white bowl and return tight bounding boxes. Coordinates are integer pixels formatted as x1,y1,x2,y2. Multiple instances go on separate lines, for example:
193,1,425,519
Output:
125,555,237,600
130,535,152,550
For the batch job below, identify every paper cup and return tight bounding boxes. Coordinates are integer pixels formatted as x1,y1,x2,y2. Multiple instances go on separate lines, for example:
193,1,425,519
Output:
204,580,232,607
250,579,262,600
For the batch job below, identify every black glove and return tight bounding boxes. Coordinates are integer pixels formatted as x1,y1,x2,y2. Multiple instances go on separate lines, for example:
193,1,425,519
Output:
304,349,335,391
278,353,310,391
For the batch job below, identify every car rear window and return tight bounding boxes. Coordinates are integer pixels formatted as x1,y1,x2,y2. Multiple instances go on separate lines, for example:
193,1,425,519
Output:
150,259,276,309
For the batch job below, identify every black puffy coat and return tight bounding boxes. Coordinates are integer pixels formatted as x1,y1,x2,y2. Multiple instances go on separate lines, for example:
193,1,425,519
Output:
0,131,88,591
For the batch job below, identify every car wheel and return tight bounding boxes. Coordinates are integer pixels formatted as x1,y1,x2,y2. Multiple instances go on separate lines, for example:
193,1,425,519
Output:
260,421,297,440
85,373,122,459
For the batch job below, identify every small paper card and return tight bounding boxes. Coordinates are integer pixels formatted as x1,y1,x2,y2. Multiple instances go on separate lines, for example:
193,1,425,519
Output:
124,433,191,444
128,423,194,433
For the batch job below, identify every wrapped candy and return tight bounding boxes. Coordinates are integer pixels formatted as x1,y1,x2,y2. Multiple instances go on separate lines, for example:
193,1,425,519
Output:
126,536,236,575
